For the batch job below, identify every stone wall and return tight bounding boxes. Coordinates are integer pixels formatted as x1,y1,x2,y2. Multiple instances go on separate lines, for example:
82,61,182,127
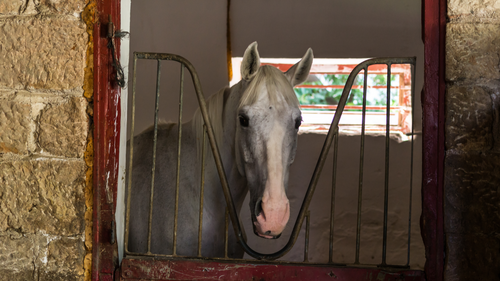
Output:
445,0,500,280
0,0,92,280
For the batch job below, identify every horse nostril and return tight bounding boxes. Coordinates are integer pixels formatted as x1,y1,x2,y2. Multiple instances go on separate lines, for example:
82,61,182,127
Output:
265,230,271,235
254,197,263,217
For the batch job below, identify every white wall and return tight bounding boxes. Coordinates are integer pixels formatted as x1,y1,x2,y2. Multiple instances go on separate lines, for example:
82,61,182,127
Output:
127,0,424,268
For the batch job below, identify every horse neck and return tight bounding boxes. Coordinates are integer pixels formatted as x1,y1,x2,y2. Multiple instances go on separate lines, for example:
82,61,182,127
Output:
190,83,248,214
219,82,248,211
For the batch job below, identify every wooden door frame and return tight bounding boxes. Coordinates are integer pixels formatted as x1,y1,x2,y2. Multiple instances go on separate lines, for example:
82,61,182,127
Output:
92,0,121,280
92,0,446,279
421,0,446,279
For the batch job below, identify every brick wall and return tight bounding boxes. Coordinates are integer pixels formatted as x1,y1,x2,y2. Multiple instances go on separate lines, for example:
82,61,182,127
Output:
445,0,500,280
0,0,92,280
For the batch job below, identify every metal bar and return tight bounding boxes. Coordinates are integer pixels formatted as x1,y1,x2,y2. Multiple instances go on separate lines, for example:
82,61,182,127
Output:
124,53,138,254
172,64,185,256
225,208,229,259
147,59,162,254
328,131,339,263
381,63,392,266
406,63,417,267
197,125,207,257
128,53,416,261
355,69,368,264
304,210,310,262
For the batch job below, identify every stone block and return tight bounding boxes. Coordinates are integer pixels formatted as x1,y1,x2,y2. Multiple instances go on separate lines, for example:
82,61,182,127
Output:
0,16,87,91
448,0,500,19
446,24,500,81
0,232,50,281
0,234,35,270
444,151,500,235
0,0,25,15
445,233,500,281
0,159,86,236
0,101,31,155
39,237,84,280
38,97,88,158
445,85,493,151
0,269,35,281
37,0,87,15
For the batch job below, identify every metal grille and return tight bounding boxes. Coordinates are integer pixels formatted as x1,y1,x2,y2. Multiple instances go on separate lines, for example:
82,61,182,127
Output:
125,52,417,267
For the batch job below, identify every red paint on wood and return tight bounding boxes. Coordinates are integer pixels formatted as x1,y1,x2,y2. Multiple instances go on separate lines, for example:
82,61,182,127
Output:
119,258,425,281
422,0,446,280
300,105,403,110
93,0,121,280
295,85,399,89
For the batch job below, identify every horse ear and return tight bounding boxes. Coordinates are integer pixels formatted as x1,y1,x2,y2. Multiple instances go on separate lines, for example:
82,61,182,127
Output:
285,48,314,86
241,42,260,80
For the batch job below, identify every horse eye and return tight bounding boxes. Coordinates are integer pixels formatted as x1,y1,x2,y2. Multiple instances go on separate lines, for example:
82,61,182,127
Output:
239,115,249,127
294,117,302,129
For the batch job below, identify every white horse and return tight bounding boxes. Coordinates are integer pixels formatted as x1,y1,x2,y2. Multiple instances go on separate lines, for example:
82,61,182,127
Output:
128,42,313,258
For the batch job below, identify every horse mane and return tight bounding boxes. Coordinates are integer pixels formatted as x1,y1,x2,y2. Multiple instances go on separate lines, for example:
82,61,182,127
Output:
192,87,226,160
238,65,299,110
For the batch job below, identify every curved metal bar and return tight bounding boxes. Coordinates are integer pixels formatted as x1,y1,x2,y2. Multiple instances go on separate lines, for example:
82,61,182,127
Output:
128,53,417,260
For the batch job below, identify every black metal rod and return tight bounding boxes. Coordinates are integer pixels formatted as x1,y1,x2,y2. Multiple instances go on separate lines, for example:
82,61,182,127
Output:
381,64,392,266
124,54,139,255
328,131,339,263
355,69,368,264
225,208,229,258
147,59,162,254
304,210,310,262
172,64,185,256
198,126,206,257
406,63,416,267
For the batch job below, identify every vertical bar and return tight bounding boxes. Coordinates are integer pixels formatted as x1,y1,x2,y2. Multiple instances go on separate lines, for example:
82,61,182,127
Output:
355,69,368,264
197,125,207,257
406,63,416,266
304,210,310,262
328,131,339,263
124,54,138,253
381,64,392,265
147,59,162,254
172,64,185,256
224,207,229,258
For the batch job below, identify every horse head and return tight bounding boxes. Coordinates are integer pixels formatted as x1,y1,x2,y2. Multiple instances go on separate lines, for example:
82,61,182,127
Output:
234,42,313,239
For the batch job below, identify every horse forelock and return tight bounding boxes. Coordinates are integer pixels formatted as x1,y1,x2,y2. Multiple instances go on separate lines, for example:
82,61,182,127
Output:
238,65,299,111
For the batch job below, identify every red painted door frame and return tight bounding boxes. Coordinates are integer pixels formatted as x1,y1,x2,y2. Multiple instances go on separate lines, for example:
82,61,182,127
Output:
92,0,446,279
421,0,446,280
93,0,121,280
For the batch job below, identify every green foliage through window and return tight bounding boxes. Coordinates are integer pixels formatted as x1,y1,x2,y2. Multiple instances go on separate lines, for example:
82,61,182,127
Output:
295,74,399,110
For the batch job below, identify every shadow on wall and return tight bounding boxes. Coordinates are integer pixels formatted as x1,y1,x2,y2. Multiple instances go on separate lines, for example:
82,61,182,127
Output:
240,133,425,269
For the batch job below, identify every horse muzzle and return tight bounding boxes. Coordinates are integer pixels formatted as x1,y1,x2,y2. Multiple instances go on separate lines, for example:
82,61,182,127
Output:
252,196,290,239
